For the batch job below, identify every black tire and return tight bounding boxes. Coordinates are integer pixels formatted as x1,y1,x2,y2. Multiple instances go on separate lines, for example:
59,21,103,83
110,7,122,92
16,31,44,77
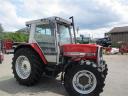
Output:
12,48,44,86
103,64,108,79
64,64,105,96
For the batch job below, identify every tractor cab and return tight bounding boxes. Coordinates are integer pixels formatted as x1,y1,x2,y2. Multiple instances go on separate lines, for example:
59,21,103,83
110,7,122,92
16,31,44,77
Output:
26,17,75,64
26,17,100,65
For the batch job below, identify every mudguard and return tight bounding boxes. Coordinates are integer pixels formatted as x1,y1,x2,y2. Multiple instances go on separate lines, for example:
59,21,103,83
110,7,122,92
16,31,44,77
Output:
14,43,47,64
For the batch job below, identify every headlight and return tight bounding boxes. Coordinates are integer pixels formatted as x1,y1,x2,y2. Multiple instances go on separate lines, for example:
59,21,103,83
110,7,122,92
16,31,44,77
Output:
64,52,96,57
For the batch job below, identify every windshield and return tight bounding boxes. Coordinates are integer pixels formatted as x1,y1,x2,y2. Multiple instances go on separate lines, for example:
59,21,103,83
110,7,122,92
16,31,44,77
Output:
58,24,71,45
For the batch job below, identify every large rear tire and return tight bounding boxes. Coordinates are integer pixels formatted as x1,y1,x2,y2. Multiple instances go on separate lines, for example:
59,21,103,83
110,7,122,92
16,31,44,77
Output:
64,64,105,96
12,48,44,86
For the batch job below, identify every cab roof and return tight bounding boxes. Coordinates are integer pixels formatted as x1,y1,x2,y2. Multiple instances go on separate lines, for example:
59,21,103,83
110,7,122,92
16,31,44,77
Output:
26,16,72,26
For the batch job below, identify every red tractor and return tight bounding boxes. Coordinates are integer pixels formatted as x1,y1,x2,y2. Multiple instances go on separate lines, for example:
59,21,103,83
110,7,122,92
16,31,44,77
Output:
12,16,108,96
119,42,128,54
1,39,13,54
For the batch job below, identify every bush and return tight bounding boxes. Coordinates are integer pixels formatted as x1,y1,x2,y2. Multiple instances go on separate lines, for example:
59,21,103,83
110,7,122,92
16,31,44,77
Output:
0,32,29,42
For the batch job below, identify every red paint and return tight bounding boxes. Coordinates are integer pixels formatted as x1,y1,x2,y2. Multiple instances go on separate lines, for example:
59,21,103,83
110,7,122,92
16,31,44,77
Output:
62,44,97,53
18,43,98,64
30,43,47,64
119,43,128,53
62,44,98,60
1,39,13,53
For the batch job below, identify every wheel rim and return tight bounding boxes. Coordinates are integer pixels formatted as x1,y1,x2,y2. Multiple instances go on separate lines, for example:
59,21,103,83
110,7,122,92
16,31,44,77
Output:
72,70,97,94
15,56,31,79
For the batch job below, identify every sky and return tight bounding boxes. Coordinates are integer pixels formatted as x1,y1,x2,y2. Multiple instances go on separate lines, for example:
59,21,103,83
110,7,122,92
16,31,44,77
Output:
0,0,128,38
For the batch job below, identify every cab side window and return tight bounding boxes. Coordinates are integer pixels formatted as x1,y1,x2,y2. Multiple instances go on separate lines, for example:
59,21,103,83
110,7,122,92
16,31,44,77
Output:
36,24,52,36
34,24,56,55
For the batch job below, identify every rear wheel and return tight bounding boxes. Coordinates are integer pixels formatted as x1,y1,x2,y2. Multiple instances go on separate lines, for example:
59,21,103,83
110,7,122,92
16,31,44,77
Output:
12,48,44,86
64,64,105,96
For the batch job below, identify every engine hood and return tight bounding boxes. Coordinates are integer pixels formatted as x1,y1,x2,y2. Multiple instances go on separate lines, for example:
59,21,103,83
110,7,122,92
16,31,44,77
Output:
62,44,98,57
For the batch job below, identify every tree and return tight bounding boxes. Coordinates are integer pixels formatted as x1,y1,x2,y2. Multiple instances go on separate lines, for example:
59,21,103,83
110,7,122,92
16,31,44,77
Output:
0,24,3,32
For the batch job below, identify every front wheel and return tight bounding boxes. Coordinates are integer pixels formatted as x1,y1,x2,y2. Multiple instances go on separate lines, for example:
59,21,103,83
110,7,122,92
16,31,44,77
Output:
103,64,108,79
64,64,105,96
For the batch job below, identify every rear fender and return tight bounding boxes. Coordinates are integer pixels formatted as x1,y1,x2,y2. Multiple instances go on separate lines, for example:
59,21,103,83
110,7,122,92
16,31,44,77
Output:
14,43,47,64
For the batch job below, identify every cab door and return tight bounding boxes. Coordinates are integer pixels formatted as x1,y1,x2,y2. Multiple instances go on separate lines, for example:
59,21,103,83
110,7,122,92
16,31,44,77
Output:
34,23,57,64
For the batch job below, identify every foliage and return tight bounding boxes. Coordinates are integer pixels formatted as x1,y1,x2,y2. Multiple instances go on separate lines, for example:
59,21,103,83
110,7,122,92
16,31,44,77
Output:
0,32,29,42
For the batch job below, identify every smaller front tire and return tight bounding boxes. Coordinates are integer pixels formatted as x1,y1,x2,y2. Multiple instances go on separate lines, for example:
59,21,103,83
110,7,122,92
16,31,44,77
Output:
64,64,105,96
